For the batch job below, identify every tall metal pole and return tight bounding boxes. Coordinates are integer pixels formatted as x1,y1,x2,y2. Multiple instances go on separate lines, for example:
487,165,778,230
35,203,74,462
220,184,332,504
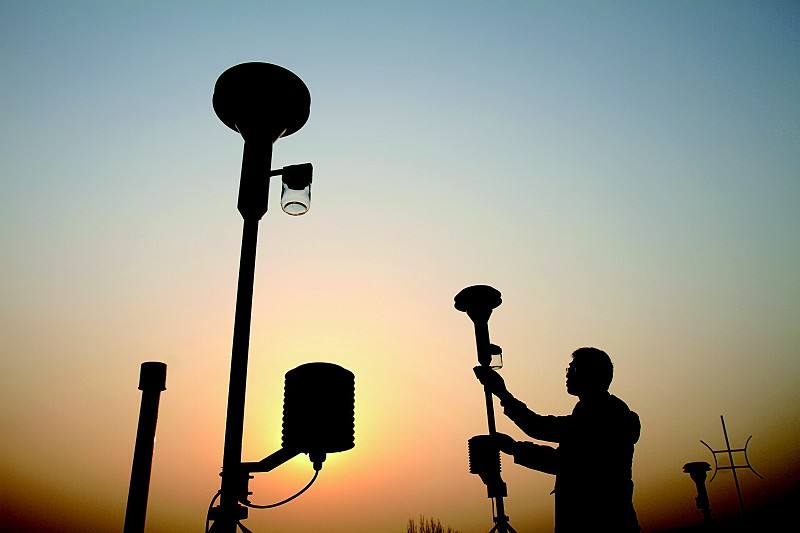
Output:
209,61,312,532
215,141,272,533
124,362,167,533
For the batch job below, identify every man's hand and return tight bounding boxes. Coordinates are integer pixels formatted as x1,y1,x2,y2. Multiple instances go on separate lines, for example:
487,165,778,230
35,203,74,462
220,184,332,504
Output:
492,432,517,455
473,366,510,400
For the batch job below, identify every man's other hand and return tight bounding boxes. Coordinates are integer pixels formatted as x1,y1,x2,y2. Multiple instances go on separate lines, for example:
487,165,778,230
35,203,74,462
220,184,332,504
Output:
473,366,508,397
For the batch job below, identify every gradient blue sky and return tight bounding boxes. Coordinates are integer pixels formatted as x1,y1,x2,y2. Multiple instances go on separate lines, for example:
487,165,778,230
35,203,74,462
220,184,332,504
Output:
2,2,799,532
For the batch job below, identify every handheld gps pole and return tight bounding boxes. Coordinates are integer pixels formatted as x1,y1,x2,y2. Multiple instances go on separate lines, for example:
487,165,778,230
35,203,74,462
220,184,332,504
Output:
455,285,516,533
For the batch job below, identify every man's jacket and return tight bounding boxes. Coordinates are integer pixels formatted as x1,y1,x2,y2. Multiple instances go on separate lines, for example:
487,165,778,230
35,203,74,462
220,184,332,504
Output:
502,392,641,532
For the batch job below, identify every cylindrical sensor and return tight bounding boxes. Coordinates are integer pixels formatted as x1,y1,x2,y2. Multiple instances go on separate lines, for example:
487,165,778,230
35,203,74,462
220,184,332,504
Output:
282,362,355,454
280,163,312,216
468,434,502,477
281,180,311,215
488,343,503,369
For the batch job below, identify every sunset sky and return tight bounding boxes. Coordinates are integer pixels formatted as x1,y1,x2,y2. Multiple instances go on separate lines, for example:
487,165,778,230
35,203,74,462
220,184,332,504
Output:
1,1,798,532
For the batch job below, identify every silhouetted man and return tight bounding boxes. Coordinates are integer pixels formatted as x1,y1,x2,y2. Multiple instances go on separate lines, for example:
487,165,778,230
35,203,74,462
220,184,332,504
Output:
474,347,640,533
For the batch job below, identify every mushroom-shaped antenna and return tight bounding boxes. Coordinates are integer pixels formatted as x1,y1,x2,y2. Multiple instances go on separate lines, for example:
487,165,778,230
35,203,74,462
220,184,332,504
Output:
213,62,311,144
213,62,312,219
454,285,502,323
683,461,711,482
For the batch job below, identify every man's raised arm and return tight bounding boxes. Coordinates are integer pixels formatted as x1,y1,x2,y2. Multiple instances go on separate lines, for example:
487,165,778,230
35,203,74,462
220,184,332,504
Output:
474,366,567,443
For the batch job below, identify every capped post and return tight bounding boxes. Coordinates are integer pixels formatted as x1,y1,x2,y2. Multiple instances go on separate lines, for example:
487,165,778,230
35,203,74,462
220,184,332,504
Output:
124,361,167,533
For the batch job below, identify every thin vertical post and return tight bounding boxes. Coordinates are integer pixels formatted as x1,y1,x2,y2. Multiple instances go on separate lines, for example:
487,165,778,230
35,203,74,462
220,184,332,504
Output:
124,362,167,533
473,321,498,435
721,416,746,517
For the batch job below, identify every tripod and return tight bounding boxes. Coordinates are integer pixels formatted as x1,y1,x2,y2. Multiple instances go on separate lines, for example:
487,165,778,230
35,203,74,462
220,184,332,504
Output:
488,513,517,533
456,285,517,533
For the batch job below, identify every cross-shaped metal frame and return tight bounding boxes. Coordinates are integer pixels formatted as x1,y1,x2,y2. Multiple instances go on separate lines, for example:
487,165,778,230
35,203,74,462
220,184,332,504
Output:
701,415,763,516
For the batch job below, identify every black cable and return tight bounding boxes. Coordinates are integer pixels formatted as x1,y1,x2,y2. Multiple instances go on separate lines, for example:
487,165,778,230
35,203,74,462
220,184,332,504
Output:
205,491,221,533
241,469,319,509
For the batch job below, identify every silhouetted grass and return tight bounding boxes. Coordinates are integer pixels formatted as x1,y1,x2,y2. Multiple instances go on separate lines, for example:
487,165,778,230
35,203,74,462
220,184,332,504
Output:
406,515,463,533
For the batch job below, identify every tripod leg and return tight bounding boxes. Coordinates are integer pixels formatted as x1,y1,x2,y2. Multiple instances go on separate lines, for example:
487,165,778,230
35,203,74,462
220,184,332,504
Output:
491,515,517,533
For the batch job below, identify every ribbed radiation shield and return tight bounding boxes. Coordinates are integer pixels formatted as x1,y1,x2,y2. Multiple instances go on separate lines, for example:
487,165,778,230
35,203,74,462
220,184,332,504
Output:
282,362,355,454
468,435,501,477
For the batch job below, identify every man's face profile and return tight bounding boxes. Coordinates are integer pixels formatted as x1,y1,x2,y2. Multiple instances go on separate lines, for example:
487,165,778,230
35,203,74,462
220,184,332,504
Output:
566,360,581,396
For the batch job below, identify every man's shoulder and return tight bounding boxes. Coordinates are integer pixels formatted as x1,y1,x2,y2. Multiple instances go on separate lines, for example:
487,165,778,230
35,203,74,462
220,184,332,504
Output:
607,394,641,442
608,394,634,412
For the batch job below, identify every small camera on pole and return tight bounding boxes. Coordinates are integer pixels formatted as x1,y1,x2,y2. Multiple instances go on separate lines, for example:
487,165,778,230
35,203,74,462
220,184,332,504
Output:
455,285,517,533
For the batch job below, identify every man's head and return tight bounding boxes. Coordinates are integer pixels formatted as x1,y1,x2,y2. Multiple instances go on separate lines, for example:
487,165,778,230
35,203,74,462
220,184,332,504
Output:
566,347,613,397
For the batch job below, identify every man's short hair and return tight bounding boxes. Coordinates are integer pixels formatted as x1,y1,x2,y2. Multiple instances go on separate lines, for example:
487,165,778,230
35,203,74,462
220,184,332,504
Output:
571,347,614,390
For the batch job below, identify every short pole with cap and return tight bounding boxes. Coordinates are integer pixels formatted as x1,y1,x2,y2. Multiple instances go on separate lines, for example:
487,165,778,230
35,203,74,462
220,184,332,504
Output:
683,461,713,527
124,361,167,533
